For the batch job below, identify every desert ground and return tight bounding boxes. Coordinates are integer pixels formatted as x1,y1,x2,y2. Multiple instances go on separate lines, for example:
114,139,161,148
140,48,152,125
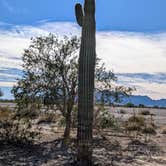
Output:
0,102,166,166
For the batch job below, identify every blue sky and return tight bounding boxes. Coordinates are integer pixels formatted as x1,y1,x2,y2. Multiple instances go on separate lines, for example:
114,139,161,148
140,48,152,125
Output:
1,0,166,32
0,0,166,100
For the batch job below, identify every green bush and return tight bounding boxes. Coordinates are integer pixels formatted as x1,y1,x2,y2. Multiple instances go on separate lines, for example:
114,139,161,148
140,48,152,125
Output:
58,116,66,127
15,104,39,120
0,106,12,120
0,118,40,145
140,110,150,116
98,108,118,129
119,109,126,114
0,108,40,145
37,113,57,124
125,115,146,138
125,115,157,142
125,102,135,107
142,125,156,135
138,104,145,108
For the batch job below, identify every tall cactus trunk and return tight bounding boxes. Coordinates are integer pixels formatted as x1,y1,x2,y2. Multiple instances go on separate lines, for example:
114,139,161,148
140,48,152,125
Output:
75,0,96,165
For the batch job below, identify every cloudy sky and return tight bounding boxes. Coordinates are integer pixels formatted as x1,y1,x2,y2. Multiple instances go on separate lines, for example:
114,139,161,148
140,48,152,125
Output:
0,0,166,99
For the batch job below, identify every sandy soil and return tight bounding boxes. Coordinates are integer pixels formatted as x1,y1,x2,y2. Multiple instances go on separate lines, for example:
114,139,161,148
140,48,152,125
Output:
0,104,166,166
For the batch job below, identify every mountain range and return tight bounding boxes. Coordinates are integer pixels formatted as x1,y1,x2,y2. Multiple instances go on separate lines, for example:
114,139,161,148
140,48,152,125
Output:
119,95,166,108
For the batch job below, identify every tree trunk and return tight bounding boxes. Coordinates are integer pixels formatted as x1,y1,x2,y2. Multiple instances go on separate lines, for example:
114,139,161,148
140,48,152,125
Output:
75,0,96,165
64,111,71,139
63,98,75,140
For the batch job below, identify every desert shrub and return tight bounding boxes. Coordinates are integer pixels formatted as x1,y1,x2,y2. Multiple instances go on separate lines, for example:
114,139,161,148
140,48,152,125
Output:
125,102,135,108
154,105,159,108
142,125,156,142
125,115,146,138
0,118,40,145
140,110,150,116
127,116,145,126
125,114,157,142
0,106,12,120
119,109,126,114
98,108,118,129
58,116,66,127
37,113,57,124
161,127,166,134
142,125,156,135
0,107,40,145
71,106,78,128
15,104,39,120
16,109,39,120
142,114,157,142
138,104,145,108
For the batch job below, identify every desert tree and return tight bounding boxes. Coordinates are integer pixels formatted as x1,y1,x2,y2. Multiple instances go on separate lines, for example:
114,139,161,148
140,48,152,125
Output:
12,34,80,139
12,34,133,143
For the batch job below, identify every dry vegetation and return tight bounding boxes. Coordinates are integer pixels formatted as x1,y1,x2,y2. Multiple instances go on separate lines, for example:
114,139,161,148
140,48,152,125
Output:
0,103,166,166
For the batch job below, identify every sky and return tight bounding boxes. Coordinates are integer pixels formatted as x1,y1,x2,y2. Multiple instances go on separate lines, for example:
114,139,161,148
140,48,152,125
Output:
0,0,166,99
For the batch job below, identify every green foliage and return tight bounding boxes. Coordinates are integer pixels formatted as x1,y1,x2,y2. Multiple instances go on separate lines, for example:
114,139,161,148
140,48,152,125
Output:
71,105,78,128
139,104,145,108
0,119,39,145
37,113,57,124
0,109,40,145
95,60,134,105
0,106,12,120
12,34,80,113
119,109,126,114
125,102,135,107
125,114,157,142
142,125,156,135
58,116,66,127
12,34,80,138
96,107,118,129
140,110,150,116
12,33,133,140
154,105,159,108
125,115,146,132
0,89,3,97
15,105,39,120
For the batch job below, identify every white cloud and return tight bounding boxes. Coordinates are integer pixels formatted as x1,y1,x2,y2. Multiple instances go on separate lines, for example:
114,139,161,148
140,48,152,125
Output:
0,34,29,69
117,73,166,99
0,21,166,99
133,83,166,100
0,81,16,87
97,32,166,73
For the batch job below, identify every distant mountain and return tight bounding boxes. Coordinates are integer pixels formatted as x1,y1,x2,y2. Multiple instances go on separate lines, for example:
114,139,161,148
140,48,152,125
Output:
120,95,166,108
95,93,166,108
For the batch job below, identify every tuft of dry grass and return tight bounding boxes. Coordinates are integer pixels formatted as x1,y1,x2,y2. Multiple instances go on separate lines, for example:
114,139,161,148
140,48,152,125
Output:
119,109,126,114
161,126,166,134
37,113,58,124
139,110,150,116
0,106,13,120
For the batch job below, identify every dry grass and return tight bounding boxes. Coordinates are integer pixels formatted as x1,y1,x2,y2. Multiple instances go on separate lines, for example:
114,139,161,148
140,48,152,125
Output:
37,112,59,124
0,106,13,120
161,126,166,134
139,110,151,116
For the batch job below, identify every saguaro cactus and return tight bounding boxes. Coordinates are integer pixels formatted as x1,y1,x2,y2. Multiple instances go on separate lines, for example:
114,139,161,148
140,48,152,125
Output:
75,0,96,165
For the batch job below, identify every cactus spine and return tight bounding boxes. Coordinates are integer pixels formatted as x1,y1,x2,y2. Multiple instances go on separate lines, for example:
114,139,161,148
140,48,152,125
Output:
75,0,96,165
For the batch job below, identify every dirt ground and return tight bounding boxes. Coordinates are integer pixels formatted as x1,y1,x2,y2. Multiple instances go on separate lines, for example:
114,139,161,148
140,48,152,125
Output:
0,105,166,166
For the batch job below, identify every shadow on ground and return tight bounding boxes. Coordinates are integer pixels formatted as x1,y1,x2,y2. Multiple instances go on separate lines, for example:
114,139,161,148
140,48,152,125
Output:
0,137,165,166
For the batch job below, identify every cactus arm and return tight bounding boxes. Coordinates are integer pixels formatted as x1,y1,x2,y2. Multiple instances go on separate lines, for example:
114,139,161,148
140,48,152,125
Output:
75,3,84,27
